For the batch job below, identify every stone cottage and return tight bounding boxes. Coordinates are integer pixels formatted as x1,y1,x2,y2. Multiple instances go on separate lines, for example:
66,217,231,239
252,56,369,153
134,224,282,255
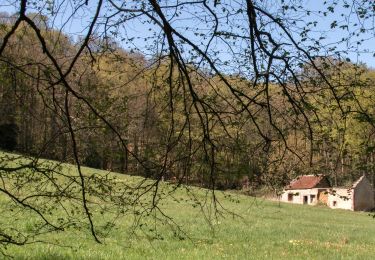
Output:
281,175,331,205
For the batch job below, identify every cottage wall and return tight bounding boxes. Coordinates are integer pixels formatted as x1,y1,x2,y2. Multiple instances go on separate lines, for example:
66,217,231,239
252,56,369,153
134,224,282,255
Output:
353,177,375,211
281,189,321,205
328,188,353,210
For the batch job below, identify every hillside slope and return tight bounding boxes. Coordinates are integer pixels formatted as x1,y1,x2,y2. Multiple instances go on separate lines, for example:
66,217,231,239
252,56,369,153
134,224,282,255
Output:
1,153,375,259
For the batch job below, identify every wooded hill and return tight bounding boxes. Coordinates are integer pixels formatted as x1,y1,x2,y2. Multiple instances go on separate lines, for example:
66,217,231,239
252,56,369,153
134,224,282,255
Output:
1,14,375,191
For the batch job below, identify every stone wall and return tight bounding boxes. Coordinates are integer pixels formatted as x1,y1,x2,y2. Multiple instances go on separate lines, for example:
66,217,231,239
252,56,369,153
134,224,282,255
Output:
328,188,353,210
353,177,375,211
281,189,321,205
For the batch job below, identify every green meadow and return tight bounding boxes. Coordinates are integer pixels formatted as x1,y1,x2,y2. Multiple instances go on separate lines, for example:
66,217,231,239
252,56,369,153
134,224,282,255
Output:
1,156,375,259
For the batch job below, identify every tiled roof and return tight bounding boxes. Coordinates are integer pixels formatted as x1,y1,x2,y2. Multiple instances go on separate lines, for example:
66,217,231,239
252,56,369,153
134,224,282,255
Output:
285,175,328,190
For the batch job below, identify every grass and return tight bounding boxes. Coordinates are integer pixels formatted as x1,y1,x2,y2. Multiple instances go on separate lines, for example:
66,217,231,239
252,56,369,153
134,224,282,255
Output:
1,153,375,259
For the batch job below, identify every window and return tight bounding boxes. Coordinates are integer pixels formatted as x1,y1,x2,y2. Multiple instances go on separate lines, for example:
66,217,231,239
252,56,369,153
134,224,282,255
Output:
310,195,316,203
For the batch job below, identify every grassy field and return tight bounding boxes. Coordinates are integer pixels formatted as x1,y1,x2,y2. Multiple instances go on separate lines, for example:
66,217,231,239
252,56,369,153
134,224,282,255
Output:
1,155,375,259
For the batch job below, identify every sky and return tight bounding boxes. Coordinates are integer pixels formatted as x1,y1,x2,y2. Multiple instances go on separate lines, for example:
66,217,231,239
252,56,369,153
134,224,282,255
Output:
1,0,374,68
303,1,374,68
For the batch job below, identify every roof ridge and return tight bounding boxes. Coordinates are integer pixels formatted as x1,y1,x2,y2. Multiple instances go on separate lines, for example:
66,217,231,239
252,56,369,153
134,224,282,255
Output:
299,174,325,177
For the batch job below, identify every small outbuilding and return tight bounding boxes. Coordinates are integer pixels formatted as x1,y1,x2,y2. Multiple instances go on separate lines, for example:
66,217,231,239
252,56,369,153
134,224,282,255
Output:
281,175,331,205
328,175,375,211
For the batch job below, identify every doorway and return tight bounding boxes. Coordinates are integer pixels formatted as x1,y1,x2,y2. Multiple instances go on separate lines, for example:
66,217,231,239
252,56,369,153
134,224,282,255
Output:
303,196,308,204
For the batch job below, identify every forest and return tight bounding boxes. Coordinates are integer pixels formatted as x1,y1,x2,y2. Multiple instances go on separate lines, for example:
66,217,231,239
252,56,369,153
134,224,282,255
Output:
1,12,374,191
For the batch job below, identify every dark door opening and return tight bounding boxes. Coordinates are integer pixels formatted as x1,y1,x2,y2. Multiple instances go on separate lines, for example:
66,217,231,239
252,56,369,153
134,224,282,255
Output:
303,196,308,204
